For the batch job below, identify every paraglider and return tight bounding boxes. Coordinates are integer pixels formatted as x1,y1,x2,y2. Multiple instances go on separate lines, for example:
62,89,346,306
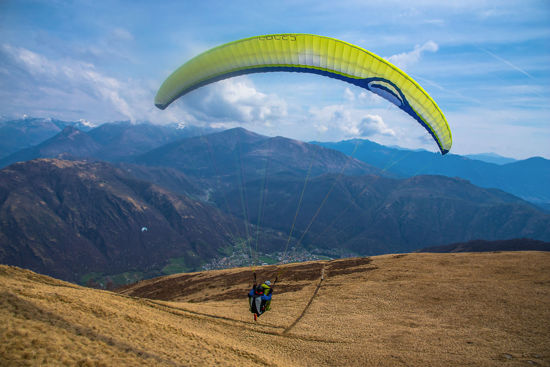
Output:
155,34,453,320
141,227,148,232
248,278,273,321
155,33,452,154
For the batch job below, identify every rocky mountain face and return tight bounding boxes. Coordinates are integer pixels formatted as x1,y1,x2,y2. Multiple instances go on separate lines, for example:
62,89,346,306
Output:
0,159,258,282
212,173,550,255
0,126,102,167
136,127,381,190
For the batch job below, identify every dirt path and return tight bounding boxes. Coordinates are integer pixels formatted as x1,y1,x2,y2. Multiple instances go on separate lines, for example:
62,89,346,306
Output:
283,264,325,335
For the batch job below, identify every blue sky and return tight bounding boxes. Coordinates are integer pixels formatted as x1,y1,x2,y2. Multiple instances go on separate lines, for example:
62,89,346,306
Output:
1,0,549,159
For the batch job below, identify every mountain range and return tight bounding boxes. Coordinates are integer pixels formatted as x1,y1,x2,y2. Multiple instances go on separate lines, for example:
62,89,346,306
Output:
463,152,517,165
0,117,96,159
212,172,550,255
135,127,381,191
0,119,218,165
0,159,280,283
314,139,550,208
1,118,549,285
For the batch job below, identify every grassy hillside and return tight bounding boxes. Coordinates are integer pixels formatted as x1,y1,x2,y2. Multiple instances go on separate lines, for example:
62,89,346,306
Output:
2,252,549,366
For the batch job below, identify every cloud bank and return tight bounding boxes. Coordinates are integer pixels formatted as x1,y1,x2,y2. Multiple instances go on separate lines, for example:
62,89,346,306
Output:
1,43,287,130
178,78,288,128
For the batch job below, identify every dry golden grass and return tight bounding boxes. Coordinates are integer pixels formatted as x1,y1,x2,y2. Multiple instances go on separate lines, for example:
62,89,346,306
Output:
2,252,549,366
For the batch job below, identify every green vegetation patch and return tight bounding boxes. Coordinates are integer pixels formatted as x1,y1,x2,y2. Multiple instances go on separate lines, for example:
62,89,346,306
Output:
80,271,146,289
258,255,277,265
162,256,192,275
217,244,234,257
110,271,145,285
80,272,104,286
316,255,332,261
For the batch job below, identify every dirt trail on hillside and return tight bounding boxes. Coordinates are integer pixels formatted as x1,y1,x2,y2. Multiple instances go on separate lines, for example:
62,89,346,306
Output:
2,253,550,366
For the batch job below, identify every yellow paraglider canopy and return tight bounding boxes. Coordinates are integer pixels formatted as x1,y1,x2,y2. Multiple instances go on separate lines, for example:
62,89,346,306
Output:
155,34,452,154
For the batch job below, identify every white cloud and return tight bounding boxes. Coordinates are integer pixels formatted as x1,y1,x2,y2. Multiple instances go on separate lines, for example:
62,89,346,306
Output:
338,112,396,138
358,90,385,105
344,87,355,102
308,104,396,140
386,41,439,71
111,28,134,41
2,44,139,121
341,87,386,106
357,115,396,137
4,44,57,76
317,124,328,133
178,77,288,126
0,43,192,124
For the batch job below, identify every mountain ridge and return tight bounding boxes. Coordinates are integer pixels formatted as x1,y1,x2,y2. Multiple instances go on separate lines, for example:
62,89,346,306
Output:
212,172,550,255
0,120,217,167
136,127,383,188
0,158,272,282
313,138,550,205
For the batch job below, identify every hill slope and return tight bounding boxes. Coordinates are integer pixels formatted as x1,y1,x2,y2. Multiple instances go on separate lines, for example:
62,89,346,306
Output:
2,252,549,366
0,159,262,283
213,173,550,254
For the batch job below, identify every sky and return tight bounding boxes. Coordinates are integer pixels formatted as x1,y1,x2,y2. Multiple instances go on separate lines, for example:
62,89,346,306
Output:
0,0,549,159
